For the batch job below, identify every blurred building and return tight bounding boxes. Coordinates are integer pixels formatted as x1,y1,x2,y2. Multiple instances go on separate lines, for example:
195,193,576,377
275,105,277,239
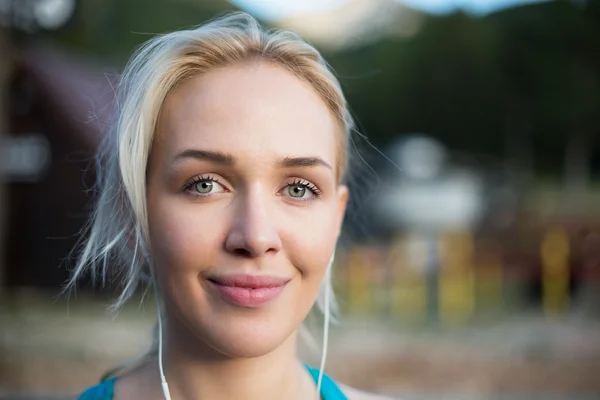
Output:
0,28,10,293
2,42,112,290
0,1,72,293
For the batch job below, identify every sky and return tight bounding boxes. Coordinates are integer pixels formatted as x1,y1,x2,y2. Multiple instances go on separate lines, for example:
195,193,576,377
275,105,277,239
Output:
228,0,551,20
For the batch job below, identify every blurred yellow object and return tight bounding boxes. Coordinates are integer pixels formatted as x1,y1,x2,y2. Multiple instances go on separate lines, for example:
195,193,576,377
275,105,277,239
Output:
476,240,504,311
346,247,372,314
541,227,570,316
388,235,426,323
438,231,475,325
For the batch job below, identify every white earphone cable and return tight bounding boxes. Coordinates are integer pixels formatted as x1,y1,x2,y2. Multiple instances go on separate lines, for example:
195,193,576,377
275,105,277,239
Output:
316,253,334,399
152,276,172,400
142,230,172,400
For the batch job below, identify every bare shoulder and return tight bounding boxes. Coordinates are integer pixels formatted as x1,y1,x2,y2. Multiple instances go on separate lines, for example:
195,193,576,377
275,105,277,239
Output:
340,384,400,400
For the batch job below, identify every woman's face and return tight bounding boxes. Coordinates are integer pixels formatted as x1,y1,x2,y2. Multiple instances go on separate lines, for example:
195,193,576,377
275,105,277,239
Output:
146,61,348,358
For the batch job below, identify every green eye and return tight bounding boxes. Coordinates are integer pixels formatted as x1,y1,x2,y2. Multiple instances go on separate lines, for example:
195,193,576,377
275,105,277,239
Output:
187,178,224,195
194,181,214,194
288,185,307,198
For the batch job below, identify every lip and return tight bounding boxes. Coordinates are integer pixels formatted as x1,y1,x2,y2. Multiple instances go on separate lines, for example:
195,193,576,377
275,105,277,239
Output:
207,274,290,308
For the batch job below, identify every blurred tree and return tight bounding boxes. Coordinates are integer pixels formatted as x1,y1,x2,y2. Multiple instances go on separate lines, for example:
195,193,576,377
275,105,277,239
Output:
326,1,600,179
490,0,600,187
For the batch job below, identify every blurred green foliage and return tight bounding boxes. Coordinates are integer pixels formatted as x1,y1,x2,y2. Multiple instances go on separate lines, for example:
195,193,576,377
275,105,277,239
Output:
325,1,600,174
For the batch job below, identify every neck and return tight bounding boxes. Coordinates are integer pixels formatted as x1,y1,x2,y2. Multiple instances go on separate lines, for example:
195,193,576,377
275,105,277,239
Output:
158,317,316,400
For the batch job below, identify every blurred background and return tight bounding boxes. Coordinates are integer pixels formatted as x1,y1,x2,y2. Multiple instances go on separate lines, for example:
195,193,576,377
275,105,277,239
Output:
1,0,600,399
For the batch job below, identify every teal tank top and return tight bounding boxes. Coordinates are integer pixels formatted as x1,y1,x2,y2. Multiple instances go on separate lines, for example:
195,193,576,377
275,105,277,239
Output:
78,364,348,399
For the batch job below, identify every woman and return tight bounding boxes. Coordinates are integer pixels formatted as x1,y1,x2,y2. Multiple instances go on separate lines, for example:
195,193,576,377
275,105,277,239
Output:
70,12,392,400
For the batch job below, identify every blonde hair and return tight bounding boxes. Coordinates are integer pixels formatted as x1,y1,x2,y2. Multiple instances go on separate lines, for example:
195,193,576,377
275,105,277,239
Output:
66,12,354,359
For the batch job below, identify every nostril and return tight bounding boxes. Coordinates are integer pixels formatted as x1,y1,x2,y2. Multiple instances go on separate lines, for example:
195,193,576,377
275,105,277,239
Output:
233,248,253,258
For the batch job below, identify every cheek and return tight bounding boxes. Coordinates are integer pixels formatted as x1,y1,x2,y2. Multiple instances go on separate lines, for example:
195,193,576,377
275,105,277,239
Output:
279,202,339,280
147,197,226,275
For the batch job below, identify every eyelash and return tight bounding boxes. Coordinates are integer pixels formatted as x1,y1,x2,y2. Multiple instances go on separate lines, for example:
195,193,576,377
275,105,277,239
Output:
181,175,322,199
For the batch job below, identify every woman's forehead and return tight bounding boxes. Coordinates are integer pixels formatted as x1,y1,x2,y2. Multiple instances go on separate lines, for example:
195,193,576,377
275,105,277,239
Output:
156,62,340,165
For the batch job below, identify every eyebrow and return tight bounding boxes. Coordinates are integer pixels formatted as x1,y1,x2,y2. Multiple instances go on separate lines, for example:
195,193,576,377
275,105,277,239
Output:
278,156,332,170
173,149,234,165
173,149,332,170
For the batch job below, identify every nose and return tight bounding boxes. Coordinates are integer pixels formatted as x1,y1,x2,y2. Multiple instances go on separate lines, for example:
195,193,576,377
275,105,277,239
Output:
224,188,282,258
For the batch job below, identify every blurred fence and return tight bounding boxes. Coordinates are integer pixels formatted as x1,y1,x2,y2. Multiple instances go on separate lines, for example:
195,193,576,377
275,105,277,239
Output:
335,225,600,325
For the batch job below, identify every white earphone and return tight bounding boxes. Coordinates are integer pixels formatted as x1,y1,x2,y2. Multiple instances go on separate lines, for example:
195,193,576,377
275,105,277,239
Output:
316,252,335,398
152,276,172,400
135,229,172,400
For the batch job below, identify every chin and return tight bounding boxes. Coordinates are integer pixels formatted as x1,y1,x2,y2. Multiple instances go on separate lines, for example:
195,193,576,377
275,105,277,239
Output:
180,311,299,359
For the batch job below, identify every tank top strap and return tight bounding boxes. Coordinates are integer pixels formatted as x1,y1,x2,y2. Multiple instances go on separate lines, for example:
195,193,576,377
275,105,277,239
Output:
304,364,349,400
77,376,116,400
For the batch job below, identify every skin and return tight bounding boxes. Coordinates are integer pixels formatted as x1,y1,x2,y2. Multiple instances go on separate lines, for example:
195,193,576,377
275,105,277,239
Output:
113,60,392,399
